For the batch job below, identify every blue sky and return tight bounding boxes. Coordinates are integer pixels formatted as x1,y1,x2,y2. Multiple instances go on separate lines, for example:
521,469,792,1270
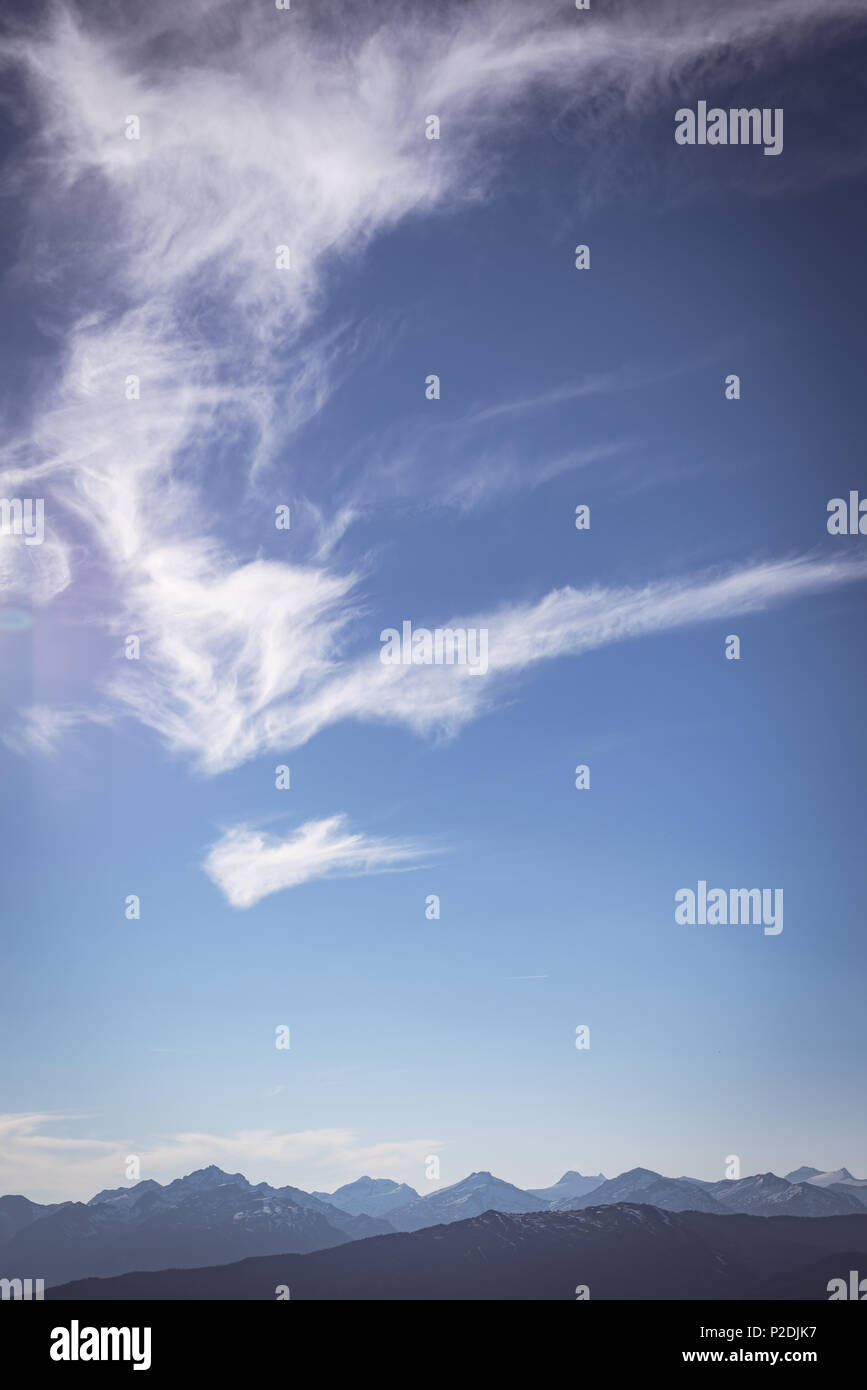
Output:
1,0,866,1201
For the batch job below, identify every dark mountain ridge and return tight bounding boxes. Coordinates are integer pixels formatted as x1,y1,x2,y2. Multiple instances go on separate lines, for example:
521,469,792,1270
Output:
48,1203,867,1301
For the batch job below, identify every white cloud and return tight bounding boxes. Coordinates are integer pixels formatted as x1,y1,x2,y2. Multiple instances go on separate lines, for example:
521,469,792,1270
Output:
203,814,430,908
192,551,867,758
0,1113,122,1203
1,704,111,756
9,549,867,770
1,0,865,774
0,524,71,606
0,1112,441,1203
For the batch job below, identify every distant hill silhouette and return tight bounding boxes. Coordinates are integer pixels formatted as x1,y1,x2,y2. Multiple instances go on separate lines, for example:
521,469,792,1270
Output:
48,1204,867,1301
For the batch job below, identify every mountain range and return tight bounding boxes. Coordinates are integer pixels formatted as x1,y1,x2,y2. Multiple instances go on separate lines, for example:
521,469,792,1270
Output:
3,1162,865,1288
0,1166,389,1286
48,1204,867,1301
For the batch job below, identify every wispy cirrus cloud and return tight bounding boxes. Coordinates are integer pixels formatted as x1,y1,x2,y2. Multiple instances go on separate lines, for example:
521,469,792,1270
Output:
331,356,727,521
2,703,112,756
85,550,863,772
8,550,867,770
0,1113,442,1202
0,517,72,606
203,814,431,909
2,0,866,775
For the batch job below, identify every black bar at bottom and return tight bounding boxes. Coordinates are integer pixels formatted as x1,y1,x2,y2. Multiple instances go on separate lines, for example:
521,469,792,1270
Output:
3,1300,863,1375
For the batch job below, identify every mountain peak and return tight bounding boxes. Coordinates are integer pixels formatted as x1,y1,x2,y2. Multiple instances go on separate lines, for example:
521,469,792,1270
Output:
174,1166,247,1190
806,1166,861,1187
335,1176,402,1194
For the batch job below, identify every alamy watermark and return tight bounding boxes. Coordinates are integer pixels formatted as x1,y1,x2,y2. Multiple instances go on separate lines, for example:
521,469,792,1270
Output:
675,103,783,157
0,1277,44,1300
50,1322,152,1370
0,497,44,546
827,492,867,534
827,1270,867,1300
380,620,488,674
675,881,783,935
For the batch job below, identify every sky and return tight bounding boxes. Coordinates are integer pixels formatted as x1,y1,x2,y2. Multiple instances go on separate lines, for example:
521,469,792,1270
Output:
0,0,866,1203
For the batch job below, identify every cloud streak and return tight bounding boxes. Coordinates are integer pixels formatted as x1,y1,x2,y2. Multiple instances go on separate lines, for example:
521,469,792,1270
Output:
203,814,430,908
96,550,865,771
